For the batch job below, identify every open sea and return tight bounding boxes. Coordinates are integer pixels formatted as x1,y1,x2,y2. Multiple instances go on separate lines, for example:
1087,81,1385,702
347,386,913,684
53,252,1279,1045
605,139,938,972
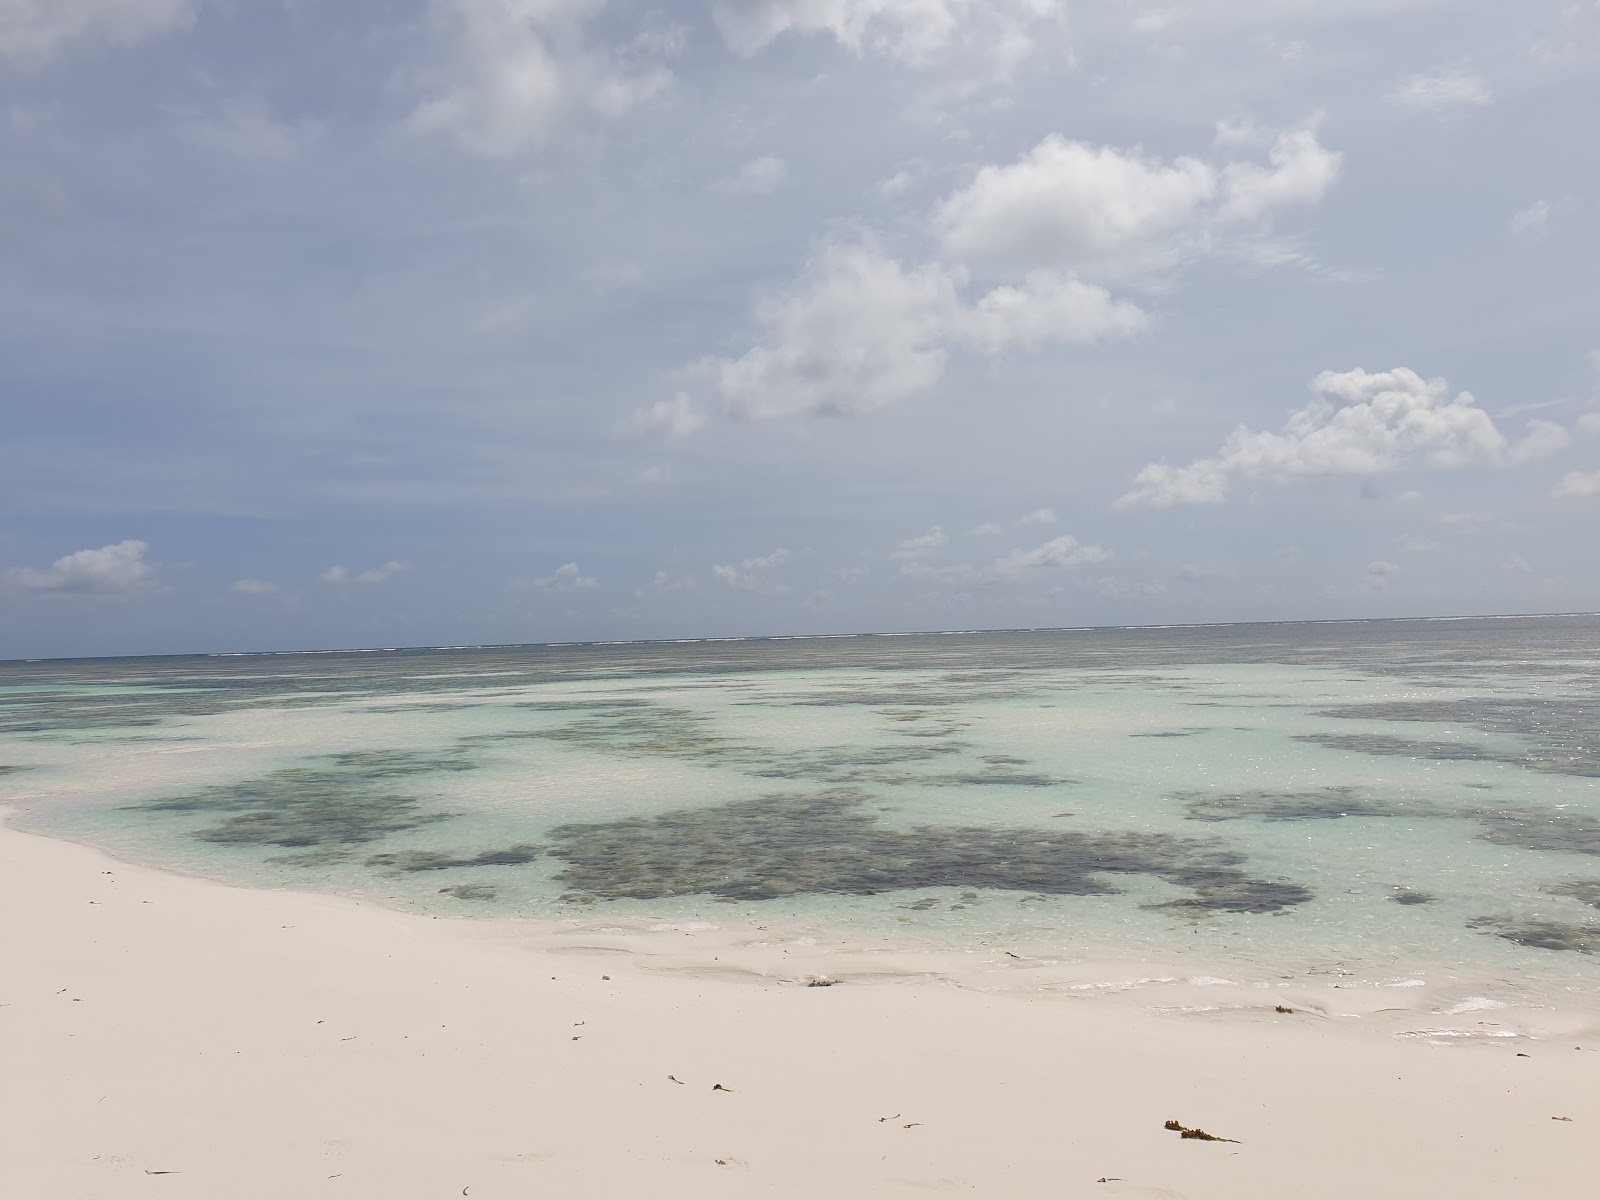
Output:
5,615,1600,1017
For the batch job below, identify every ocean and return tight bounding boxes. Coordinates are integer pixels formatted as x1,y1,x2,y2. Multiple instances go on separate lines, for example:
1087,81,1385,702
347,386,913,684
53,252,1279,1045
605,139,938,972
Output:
4,615,1599,1010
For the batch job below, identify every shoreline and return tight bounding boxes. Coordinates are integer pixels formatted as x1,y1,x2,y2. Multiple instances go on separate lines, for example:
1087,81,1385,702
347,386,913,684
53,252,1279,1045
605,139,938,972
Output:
5,817,1599,1198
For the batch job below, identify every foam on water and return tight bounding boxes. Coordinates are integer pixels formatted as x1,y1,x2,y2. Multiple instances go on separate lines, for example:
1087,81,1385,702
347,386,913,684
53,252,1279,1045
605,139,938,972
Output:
4,618,1600,1013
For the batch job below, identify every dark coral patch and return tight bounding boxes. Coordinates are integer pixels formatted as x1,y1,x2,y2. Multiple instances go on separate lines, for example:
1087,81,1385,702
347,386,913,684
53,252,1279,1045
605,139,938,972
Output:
544,788,1310,913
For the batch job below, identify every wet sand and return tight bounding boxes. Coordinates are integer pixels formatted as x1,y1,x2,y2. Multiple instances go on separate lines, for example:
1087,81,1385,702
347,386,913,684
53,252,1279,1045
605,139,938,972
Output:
4,814,1598,1200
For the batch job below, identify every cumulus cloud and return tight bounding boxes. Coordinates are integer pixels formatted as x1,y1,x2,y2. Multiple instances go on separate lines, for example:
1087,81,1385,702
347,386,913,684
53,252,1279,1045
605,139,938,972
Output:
1365,559,1402,588
1018,506,1056,525
705,241,1142,419
4,539,157,596
708,241,958,419
624,393,707,437
1118,368,1511,508
230,578,279,596
697,125,1336,421
407,0,678,156
1390,70,1492,109
323,560,413,585
516,561,599,590
712,547,790,591
935,127,1340,281
0,0,196,60
711,0,1060,65
715,155,787,195
891,525,946,560
1551,471,1600,500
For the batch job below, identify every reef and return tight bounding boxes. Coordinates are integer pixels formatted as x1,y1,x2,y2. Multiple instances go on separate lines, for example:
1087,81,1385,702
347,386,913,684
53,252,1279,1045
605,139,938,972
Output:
1468,915,1600,955
1543,880,1600,910
1176,787,1408,823
129,764,455,848
366,844,542,872
544,788,1311,913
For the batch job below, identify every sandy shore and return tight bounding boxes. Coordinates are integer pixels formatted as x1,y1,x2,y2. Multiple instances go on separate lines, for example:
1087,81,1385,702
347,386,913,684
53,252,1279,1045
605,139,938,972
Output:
4,817,1598,1199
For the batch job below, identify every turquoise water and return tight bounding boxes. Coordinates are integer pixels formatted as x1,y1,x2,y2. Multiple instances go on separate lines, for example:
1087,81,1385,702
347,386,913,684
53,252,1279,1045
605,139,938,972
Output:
4,617,1599,998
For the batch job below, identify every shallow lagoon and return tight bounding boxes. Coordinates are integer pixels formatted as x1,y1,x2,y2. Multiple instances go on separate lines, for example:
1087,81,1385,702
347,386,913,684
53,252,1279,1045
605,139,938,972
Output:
4,616,1600,1000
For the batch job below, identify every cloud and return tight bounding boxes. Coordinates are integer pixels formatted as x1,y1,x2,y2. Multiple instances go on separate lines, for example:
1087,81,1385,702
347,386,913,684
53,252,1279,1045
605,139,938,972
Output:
1118,368,1511,508
1509,419,1571,464
705,241,1143,420
4,539,157,596
707,241,959,419
715,155,787,195
0,0,196,61
695,125,1336,422
710,0,1060,65
230,578,280,596
407,0,678,156
516,561,599,590
935,127,1340,281
625,393,707,437
903,533,1110,584
891,525,946,560
1511,200,1551,237
323,560,413,584
1018,506,1056,525
988,534,1110,577
712,547,789,590
1578,411,1600,438
1551,471,1600,500
1390,71,1492,109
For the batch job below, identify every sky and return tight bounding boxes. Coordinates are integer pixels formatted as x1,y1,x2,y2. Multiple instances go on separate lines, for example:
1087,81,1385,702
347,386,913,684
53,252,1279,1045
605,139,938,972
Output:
2,0,1598,658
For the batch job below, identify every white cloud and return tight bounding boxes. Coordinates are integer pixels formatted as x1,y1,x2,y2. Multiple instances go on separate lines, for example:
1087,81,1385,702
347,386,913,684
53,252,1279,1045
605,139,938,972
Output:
935,127,1340,282
711,547,790,590
891,525,946,560
1118,368,1511,508
1551,470,1600,500
516,561,599,590
1577,411,1600,438
989,534,1110,577
1018,507,1056,525
407,0,678,157
708,241,959,419
706,242,1143,420
1216,129,1343,224
323,560,413,585
697,125,1336,422
0,0,195,60
716,155,787,195
1390,71,1492,109
4,539,157,596
625,393,707,437
1511,200,1551,237
935,136,1218,280
230,578,279,596
1510,419,1571,464
904,533,1109,584
957,271,1147,355
710,0,1060,65
968,522,1004,537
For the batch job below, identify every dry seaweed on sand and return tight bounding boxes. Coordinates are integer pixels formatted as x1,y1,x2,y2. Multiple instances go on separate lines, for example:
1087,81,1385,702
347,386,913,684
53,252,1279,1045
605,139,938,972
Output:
1163,1120,1240,1143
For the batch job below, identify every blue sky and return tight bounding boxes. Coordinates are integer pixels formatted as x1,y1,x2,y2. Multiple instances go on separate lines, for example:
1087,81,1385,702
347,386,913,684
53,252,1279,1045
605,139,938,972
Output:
2,0,1598,658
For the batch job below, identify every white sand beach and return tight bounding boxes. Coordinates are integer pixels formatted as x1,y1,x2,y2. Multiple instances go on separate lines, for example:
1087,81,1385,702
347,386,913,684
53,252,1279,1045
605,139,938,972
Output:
4,815,1598,1200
